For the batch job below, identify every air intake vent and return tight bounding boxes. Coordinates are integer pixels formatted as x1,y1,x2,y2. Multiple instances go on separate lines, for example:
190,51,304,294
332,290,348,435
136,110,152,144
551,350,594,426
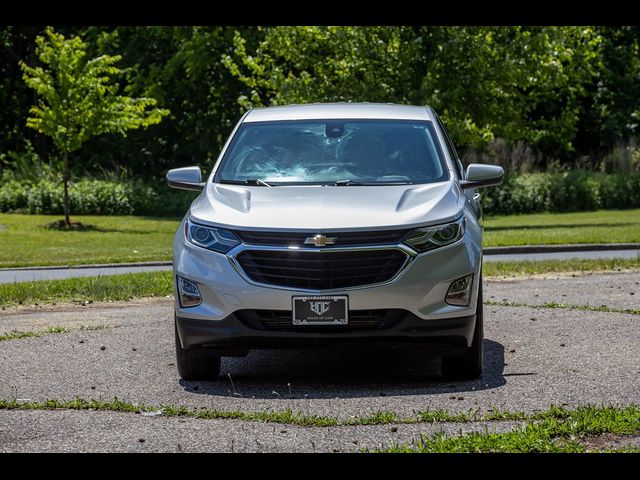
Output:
235,249,408,290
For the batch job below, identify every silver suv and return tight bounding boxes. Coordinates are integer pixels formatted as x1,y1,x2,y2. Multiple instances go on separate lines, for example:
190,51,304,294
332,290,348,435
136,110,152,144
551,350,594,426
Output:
167,103,503,381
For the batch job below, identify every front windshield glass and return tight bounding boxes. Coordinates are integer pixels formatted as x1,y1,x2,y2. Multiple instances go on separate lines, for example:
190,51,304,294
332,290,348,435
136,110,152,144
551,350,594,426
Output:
216,119,448,185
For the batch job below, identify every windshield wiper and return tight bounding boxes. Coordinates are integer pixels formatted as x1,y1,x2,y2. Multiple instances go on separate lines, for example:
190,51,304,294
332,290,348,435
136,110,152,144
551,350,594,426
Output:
220,179,273,187
334,179,363,186
334,179,412,186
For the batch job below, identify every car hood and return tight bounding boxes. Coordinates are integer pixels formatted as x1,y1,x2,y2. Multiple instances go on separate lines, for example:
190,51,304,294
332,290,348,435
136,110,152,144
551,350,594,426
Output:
189,181,465,231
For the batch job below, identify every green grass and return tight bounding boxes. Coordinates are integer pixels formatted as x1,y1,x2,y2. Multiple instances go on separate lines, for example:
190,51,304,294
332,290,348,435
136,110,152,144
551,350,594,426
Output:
0,271,173,307
0,325,107,341
0,213,178,268
484,257,640,277
0,398,340,426
372,405,640,453
2,257,638,307
0,210,638,268
1,397,639,452
484,209,640,247
416,409,480,423
486,300,640,316
0,326,68,341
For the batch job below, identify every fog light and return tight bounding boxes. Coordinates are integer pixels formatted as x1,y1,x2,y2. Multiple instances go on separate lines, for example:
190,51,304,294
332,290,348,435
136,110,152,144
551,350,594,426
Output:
446,274,473,306
177,276,202,308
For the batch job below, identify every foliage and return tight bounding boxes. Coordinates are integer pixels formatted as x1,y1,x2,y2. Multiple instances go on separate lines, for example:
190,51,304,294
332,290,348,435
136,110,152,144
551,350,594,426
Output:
0,177,193,216
0,139,58,182
482,170,640,214
0,26,43,156
223,27,423,108
2,26,640,187
20,28,168,154
77,26,254,176
224,26,602,157
19,27,169,223
1,171,636,218
579,27,640,153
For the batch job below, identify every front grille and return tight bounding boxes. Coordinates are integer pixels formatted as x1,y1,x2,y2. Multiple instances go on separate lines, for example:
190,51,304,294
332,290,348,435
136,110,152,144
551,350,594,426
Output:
235,309,406,332
235,249,408,290
235,229,410,247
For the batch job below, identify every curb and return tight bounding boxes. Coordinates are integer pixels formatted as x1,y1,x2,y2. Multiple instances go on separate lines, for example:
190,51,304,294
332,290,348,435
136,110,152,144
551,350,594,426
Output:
484,243,640,255
0,261,173,272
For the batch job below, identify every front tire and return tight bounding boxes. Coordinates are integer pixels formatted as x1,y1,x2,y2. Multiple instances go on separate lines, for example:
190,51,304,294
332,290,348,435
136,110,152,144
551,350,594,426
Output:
175,321,221,380
441,276,483,380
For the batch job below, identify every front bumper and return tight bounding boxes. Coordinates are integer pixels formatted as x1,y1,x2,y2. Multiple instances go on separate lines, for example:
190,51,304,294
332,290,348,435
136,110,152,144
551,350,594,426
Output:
173,218,483,350
176,312,476,356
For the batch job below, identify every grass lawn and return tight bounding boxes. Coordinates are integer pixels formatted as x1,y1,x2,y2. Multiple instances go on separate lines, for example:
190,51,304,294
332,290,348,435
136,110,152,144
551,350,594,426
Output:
484,209,640,246
0,209,638,268
0,214,178,268
483,257,640,277
0,270,173,306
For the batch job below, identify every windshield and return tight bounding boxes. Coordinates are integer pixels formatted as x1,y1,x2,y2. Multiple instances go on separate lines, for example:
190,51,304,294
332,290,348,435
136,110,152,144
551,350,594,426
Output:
215,119,448,185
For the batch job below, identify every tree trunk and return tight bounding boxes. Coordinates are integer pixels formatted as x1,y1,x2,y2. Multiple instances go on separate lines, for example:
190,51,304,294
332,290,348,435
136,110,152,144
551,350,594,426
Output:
63,152,71,226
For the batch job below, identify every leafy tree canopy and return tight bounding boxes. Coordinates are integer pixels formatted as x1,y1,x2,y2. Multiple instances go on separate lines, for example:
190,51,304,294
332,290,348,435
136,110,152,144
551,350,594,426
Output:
20,27,169,225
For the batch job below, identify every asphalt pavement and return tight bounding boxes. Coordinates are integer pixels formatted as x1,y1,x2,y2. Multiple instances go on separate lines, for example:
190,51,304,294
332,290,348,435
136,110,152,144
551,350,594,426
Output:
1,272,638,452
0,264,171,284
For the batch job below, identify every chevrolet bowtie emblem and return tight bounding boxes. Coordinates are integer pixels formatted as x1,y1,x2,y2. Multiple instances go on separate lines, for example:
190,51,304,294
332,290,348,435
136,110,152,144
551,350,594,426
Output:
304,234,337,247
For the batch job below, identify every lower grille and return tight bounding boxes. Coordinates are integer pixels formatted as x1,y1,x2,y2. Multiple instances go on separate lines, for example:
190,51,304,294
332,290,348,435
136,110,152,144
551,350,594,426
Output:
235,249,408,290
235,309,406,332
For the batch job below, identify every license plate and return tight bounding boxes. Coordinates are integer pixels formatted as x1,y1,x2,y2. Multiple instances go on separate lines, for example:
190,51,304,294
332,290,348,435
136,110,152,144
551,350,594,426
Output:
292,296,348,325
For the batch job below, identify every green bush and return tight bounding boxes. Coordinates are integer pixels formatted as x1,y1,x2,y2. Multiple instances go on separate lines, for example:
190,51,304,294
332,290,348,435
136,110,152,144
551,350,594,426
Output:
1,171,639,216
482,170,640,214
0,178,195,216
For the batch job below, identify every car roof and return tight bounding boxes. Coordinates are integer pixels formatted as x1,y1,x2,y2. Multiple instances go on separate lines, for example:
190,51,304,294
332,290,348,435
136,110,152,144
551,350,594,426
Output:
243,103,433,123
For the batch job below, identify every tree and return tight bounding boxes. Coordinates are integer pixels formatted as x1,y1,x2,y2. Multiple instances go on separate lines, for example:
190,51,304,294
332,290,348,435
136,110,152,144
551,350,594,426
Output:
20,27,169,226
418,26,602,156
79,26,256,176
223,26,423,109
224,26,602,158
579,26,640,154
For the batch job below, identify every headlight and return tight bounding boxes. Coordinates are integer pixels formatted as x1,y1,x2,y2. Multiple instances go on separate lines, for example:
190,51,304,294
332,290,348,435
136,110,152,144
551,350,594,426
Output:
185,218,240,253
403,217,465,253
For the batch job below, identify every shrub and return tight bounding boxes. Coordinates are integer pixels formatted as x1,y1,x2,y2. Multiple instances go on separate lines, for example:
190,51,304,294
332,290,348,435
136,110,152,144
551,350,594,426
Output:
481,170,640,215
1,171,639,217
0,178,195,217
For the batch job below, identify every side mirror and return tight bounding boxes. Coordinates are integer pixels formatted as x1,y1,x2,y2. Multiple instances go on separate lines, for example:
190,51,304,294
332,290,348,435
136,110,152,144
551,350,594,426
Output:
166,166,205,191
460,164,504,190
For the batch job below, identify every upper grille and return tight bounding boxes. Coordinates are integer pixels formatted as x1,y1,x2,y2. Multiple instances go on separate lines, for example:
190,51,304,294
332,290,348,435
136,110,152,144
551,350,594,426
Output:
235,309,406,332
235,249,408,290
235,229,410,247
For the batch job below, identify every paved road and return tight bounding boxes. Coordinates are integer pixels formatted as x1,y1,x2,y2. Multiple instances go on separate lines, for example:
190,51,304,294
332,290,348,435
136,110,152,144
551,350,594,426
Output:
0,272,638,452
0,248,637,284
0,264,171,284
